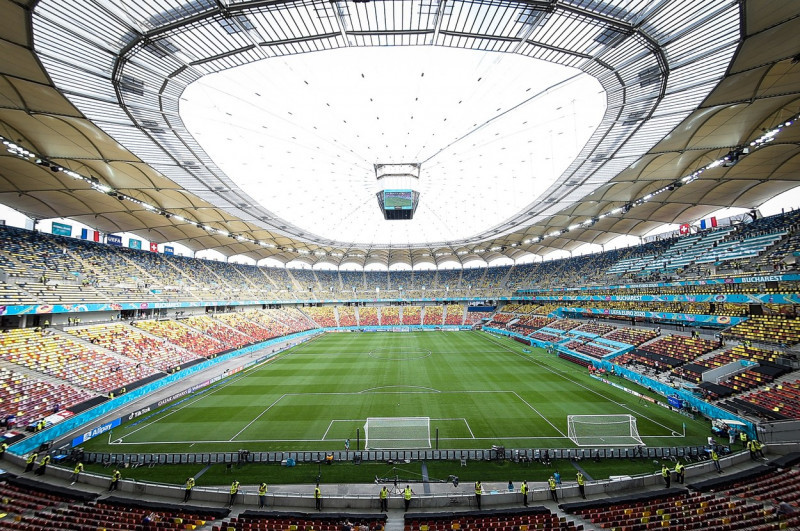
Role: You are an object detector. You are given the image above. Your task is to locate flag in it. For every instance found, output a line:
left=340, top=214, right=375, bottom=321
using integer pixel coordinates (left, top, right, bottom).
left=700, top=216, right=718, bottom=230
left=93, top=230, right=100, bottom=242
left=679, top=223, right=690, bottom=235
left=149, top=242, right=158, bottom=252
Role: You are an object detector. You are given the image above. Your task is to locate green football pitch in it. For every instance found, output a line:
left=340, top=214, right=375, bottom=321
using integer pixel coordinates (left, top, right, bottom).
left=83, top=331, right=710, bottom=453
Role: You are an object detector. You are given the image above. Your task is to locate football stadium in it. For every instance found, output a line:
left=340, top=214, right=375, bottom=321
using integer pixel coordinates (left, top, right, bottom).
left=0, top=0, right=799, bottom=529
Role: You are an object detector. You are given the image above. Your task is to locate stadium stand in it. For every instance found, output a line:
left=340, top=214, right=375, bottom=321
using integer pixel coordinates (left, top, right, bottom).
left=303, top=306, right=338, bottom=328
left=725, top=315, right=800, bottom=346
left=337, top=306, right=358, bottom=327
left=358, top=307, right=379, bottom=326
left=422, top=305, right=443, bottom=326
left=380, top=306, right=401, bottom=326
left=404, top=507, right=580, bottom=531
left=133, top=319, right=227, bottom=357
left=0, top=328, right=156, bottom=393
left=218, top=512, right=386, bottom=531
left=215, top=312, right=279, bottom=343
left=402, top=306, right=422, bottom=325
left=444, top=305, right=465, bottom=325
left=68, top=323, right=198, bottom=372
left=0, top=366, right=95, bottom=428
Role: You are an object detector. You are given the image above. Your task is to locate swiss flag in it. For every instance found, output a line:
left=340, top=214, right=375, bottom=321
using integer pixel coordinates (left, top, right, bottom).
left=149, top=242, right=159, bottom=253
left=679, top=223, right=690, bottom=235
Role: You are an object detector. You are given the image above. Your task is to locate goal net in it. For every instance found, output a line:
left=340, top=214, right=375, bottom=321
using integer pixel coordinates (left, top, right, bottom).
left=364, top=417, right=431, bottom=449
left=567, top=414, right=644, bottom=446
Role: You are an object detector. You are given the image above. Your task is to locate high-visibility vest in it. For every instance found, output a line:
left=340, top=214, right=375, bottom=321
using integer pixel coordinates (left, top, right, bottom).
left=475, top=482, right=482, bottom=495
left=404, top=487, right=412, bottom=500
left=258, top=483, right=267, bottom=496
left=186, top=478, right=195, bottom=490
left=39, top=455, right=50, bottom=466
left=380, top=488, right=388, bottom=499
left=740, top=432, right=747, bottom=442
left=315, top=487, right=321, bottom=499
left=230, top=482, right=239, bottom=494
left=576, top=473, right=584, bottom=485
left=711, top=450, right=719, bottom=461
left=548, top=478, right=556, bottom=490
left=26, top=453, right=38, bottom=464
left=521, top=482, right=528, bottom=494
left=675, top=463, right=684, bottom=474
left=74, top=463, right=84, bottom=474
left=112, top=471, right=121, bottom=480
left=662, top=466, right=669, bottom=477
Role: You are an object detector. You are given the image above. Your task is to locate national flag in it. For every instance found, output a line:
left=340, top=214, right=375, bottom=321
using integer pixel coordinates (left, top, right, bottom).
left=149, top=242, right=158, bottom=252
left=700, top=216, right=718, bottom=230
left=679, top=223, right=690, bottom=235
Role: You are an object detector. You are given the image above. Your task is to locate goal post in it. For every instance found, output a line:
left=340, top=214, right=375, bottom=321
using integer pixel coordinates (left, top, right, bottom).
left=567, top=414, right=644, bottom=447
left=364, top=417, right=431, bottom=450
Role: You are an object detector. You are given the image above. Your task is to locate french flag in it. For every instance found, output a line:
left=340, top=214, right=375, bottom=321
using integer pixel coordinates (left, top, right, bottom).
left=699, top=216, right=718, bottom=230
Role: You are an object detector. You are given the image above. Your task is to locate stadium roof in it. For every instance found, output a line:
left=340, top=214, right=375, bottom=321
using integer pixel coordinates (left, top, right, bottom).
left=0, top=0, right=799, bottom=268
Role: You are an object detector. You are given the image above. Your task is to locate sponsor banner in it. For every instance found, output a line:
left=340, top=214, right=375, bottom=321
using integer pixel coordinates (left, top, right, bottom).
left=562, top=307, right=744, bottom=325
left=129, top=238, right=142, bottom=249
left=106, top=234, right=123, bottom=247
left=52, top=222, right=72, bottom=237
left=517, top=273, right=800, bottom=294
left=71, top=417, right=121, bottom=446
left=521, top=293, right=800, bottom=304
left=164, top=245, right=174, bottom=255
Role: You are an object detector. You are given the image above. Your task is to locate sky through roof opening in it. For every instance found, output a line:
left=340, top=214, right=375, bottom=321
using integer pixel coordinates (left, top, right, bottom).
left=181, top=46, right=605, bottom=247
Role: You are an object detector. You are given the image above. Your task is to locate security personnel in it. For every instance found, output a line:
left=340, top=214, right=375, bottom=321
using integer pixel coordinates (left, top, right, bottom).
left=258, top=482, right=268, bottom=509
left=661, top=463, right=671, bottom=488
left=314, top=485, right=322, bottom=511
left=576, top=472, right=586, bottom=499
left=474, top=480, right=482, bottom=509
left=109, top=469, right=121, bottom=491
left=24, top=451, right=38, bottom=473
left=739, top=430, right=748, bottom=449
left=548, top=475, right=558, bottom=502
left=674, top=461, right=685, bottom=484
left=711, top=448, right=722, bottom=473
left=34, top=454, right=50, bottom=476
left=379, top=486, right=389, bottom=512
left=70, top=462, right=84, bottom=484
left=520, top=480, right=529, bottom=507
left=747, top=439, right=758, bottom=460
left=754, top=439, right=766, bottom=459
left=229, top=480, right=240, bottom=507
left=0, top=442, right=7, bottom=459
left=403, top=485, right=413, bottom=512
left=184, top=477, right=195, bottom=502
